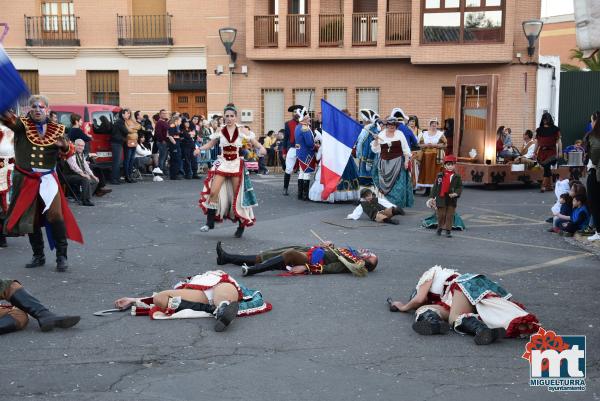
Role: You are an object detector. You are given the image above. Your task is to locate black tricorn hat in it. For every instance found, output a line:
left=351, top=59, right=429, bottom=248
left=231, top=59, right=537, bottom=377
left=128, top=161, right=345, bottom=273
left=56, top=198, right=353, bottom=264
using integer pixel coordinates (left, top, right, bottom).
left=288, top=104, right=304, bottom=112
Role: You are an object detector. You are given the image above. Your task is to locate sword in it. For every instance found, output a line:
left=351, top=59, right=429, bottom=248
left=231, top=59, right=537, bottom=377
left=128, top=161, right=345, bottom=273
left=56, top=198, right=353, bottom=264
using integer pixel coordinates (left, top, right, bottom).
left=93, top=306, right=130, bottom=317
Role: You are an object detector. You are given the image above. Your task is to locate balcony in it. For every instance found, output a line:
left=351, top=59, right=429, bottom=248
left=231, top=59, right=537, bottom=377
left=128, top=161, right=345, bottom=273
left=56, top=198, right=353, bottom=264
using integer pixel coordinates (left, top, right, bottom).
left=117, top=14, right=173, bottom=46
left=319, top=14, right=343, bottom=47
left=287, top=14, right=310, bottom=47
left=385, top=12, right=411, bottom=45
left=352, top=13, right=377, bottom=46
left=24, top=15, right=80, bottom=46
left=254, top=15, right=278, bottom=48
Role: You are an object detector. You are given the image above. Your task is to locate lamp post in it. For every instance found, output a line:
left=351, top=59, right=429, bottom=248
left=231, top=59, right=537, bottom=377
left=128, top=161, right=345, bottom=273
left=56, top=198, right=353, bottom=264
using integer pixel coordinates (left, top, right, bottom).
left=219, top=27, right=237, bottom=103
left=522, top=19, right=544, bottom=57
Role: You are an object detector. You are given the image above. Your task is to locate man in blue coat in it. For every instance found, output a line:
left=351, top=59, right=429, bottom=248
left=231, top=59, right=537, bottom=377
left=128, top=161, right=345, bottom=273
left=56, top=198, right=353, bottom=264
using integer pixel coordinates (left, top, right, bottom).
left=295, top=107, right=316, bottom=201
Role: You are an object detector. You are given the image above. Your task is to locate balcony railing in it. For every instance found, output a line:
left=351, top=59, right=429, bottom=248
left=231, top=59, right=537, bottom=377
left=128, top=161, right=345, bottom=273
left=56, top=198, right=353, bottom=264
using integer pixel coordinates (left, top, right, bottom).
left=319, top=14, right=343, bottom=47
left=352, top=13, right=377, bottom=46
left=287, top=14, right=310, bottom=47
left=254, top=15, right=278, bottom=47
left=117, top=14, right=173, bottom=46
left=24, top=15, right=80, bottom=46
left=386, top=12, right=411, bottom=45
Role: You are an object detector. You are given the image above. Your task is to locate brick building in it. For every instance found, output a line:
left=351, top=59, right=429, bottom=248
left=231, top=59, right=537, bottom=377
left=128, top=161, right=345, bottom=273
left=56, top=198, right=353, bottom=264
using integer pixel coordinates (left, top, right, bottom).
left=539, top=13, right=581, bottom=69
left=3, top=0, right=542, bottom=152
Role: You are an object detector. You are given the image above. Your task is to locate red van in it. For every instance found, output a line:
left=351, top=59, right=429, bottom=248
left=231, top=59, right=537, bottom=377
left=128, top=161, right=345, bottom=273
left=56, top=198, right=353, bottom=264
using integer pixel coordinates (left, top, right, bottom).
left=50, top=104, right=121, bottom=168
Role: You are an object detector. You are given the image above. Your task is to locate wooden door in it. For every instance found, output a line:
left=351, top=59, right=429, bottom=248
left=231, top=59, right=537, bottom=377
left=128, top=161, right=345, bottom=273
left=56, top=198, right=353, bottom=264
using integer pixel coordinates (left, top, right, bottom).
left=171, top=91, right=207, bottom=117
left=132, top=0, right=165, bottom=15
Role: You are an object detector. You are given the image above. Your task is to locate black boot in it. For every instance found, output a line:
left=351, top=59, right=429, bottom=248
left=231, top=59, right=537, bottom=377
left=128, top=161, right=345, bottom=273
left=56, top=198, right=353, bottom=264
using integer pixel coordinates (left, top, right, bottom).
left=455, top=315, right=505, bottom=345
left=297, top=180, right=303, bottom=200
left=234, top=222, right=245, bottom=238
left=9, top=288, right=80, bottom=332
left=283, top=173, right=290, bottom=195
left=412, top=309, right=450, bottom=335
left=175, top=300, right=216, bottom=314
left=0, top=315, right=18, bottom=335
left=423, top=188, right=431, bottom=197
left=51, top=221, right=69, bottom=272
left=216, top=241, right=256, bottom=265
left=206, top=208, right=216, bottom=229
left=0, top=232, right=7, bottom=248
left=26, top=228, right=45, bottom=268
left=241, top=255, right=286, bottom=276
left=392, top=207, right=405, bottom=216
left=302, top=179, right=310, bottom=201
left=214, top=301, right=238, bottom=332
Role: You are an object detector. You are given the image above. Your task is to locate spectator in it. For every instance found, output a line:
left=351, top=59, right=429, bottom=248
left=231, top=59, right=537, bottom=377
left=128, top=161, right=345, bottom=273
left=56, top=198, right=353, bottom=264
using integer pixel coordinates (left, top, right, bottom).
left=64, top=139, right=100, bottom=206
left=123, top=111, right=142, bottom=183
left=49, top=111, right=58, bottom=124
left=167, top=115, right=182, bottom=180
left=196, top=119, right=213, bottom=170
left=154, top=109, right=169, bottom=173
left=549, top=193, right=572, bottom=233
left=209, top=118, right=220, bottom=161
left=134, top=134, right=152, bottom=175
left=276, top=129, right=285, bottom=167
left=563, top=139, right=585, bottom=159
left=180, top=118, right=200, bottom=179
left=110, top=108, right=130, bottom=185
left=559, top=194, right=590, bottom=237
left=263, top=130, right=276, bottom=166
left=496, top=126, right=518, bottom=161
left=584, top=110, right=600, bottom=241
left=68, top=113, right=91, bottom=145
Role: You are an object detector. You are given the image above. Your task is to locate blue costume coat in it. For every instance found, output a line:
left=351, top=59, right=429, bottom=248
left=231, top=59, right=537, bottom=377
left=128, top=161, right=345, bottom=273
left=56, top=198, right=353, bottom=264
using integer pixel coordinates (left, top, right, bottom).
left=295, top=124, right=316, bottom=173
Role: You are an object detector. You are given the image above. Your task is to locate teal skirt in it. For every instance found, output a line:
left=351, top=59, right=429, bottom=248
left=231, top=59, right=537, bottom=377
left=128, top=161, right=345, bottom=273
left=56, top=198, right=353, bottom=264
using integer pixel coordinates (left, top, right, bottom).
left=372, top=156, right=414, bottom=208
left=422, top=212, right=466, bottom=230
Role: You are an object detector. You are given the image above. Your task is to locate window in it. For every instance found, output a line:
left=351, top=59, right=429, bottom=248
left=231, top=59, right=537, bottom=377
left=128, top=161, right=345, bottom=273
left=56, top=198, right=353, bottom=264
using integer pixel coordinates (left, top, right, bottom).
left=168, top=70, right=207, bottom=91
left=41, top=1, right=75, bottom=32
left=262, top=89, right=285, bottom=135
left=293, top=88, right=316, bottom=119
left=91, top=111, right=116, bottom=134
left=87, top=71, right=119, bottom=106
left=356, top=88, right=379, bottom=117
left=324, top=88, right=347, bottom=111
left=422, top=0, right=504, bottom=44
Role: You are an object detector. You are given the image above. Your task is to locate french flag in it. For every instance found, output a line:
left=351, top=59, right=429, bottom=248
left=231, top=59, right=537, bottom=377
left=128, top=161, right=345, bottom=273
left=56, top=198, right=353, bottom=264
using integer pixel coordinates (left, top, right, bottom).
left=320, top=99, right=363, bottom=200
left=0, top=26, right=30, bottom=113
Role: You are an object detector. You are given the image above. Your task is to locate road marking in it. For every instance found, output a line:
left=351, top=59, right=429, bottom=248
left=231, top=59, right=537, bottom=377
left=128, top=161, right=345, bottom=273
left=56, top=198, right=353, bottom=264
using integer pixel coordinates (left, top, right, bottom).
left=466, top=222, right=547, bottom=228
left=469, top=206, right=542, bottom=223
left=494, top=253, right=594, bottom=276
left=416, top=230, right=587, bottom=254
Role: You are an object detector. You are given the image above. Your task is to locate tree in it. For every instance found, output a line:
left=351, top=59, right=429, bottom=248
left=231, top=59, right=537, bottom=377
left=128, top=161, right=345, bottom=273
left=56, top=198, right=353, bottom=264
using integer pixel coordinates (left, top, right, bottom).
left=561, top=48, right=600, bottom=71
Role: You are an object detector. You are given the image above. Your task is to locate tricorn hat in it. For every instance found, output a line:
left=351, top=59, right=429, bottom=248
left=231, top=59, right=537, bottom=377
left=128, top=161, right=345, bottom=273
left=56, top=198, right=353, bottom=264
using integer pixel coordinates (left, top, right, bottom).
left=359, top=109, right=380, bottom=124
left=390, top=107, right=408, bottom=122
left=288, top=104, right=304, bottom=113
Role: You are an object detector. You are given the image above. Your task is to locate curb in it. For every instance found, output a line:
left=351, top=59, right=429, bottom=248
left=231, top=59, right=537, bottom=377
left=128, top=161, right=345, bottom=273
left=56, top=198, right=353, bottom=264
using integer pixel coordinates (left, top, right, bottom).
left=564, top=235, right=600, bottom=258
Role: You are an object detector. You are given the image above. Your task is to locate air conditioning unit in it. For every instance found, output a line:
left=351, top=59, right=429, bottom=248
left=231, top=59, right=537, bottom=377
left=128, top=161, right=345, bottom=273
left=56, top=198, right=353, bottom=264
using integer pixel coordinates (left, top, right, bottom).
left=241, top=109, right=254, bottom=123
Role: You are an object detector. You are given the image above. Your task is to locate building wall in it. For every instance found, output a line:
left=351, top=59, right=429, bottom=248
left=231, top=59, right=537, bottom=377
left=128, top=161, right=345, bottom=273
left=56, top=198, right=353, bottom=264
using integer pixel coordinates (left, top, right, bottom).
left=540, top=18, right=581, bottom=68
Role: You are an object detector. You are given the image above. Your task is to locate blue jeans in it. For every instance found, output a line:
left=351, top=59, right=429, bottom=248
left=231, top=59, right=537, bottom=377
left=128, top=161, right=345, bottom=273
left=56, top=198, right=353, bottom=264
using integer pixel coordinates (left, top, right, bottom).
left=111, top=142, right=123, bottom=183
left=123, top=147, right=136, bottom=177
left=157, top=142, right=168, bottom=171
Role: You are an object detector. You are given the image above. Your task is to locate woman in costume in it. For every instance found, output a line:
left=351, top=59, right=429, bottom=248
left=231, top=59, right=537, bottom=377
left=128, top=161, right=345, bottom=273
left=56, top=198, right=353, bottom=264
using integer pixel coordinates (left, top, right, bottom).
left=407, top=116, right=422, bottom=188
left=113, top=270, right=271, bottom=332
left=387, top=265, right=540, bottom=345
left=416, top=119, right=447, bottom=196
left=535, top=112, right=562, bottom=192
left=371, top=116, right=414, bottom=209
left=0, top=121, right=15, bottom=247
left=198, top=104, right=265, bottom=238
left=356, top=109, right=380, bottom=189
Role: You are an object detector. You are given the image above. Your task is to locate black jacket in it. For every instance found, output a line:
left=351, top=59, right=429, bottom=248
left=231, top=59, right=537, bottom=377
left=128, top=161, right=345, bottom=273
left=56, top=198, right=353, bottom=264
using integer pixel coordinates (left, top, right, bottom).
left=111, top=119, right=128, bottom=144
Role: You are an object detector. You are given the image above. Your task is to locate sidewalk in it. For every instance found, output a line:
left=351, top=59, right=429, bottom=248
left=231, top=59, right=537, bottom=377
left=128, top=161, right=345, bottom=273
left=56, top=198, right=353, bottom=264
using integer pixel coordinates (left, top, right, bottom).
left=565, top=233, right=600, bottom=258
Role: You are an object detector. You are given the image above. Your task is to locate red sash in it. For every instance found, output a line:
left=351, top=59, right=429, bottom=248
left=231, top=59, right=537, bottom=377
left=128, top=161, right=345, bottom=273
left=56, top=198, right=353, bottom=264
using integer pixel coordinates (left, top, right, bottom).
left=7, top=166, right=83, bottom=244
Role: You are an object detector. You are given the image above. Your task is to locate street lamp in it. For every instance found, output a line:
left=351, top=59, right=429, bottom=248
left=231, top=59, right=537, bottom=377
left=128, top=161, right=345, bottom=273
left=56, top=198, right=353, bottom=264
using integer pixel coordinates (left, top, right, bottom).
left=522, top=20, right=544, bottom=57
left=219, top=27, right=237, bottom=63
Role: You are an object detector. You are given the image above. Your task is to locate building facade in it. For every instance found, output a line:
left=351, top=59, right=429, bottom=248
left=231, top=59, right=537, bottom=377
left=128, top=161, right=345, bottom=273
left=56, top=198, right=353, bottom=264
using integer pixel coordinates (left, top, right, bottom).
left=539, top=13, right=581, bottom=69
left=3, top=0, right=541, bottom=150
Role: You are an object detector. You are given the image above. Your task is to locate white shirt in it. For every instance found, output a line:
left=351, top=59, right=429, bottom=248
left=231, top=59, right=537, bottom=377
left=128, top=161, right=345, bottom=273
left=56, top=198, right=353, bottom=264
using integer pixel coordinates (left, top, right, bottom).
left=371, top=130, right=411, bottom=158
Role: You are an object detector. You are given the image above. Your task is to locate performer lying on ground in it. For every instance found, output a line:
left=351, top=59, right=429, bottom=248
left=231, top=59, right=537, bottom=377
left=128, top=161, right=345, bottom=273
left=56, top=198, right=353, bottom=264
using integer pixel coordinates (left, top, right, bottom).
left=387, top=265, right=539, bottom=345
left=345, top=188, right=404, bottom=224
left=0, top=278, right=80, bottom=335
left=216, top=241, right=377, bottom=276
left=113, top=270, right=271, bottom=332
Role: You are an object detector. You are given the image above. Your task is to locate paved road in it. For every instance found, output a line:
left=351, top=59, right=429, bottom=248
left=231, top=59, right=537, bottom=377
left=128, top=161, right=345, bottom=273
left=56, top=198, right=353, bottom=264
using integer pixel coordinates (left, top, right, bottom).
left=1, top=175, right=598, bottom=401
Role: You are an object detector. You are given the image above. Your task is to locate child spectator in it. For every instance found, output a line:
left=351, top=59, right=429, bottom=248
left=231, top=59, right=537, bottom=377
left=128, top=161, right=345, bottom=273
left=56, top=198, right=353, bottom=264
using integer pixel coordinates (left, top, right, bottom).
left=563, top=139, right=585, bottom=162
left=559, top=194, right=590, bottom=237
left=549, top=193, right=572, bottom=233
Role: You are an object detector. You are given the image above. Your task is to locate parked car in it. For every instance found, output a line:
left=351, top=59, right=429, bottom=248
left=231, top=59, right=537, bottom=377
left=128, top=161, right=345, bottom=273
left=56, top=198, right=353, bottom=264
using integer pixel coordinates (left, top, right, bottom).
left=50, top=104, right=121, bottom=168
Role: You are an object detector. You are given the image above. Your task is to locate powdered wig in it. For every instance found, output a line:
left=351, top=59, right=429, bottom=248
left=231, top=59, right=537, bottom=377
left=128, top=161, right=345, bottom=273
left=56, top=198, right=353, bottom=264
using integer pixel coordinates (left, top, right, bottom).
left=28, top=95, right=49, bottom=107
